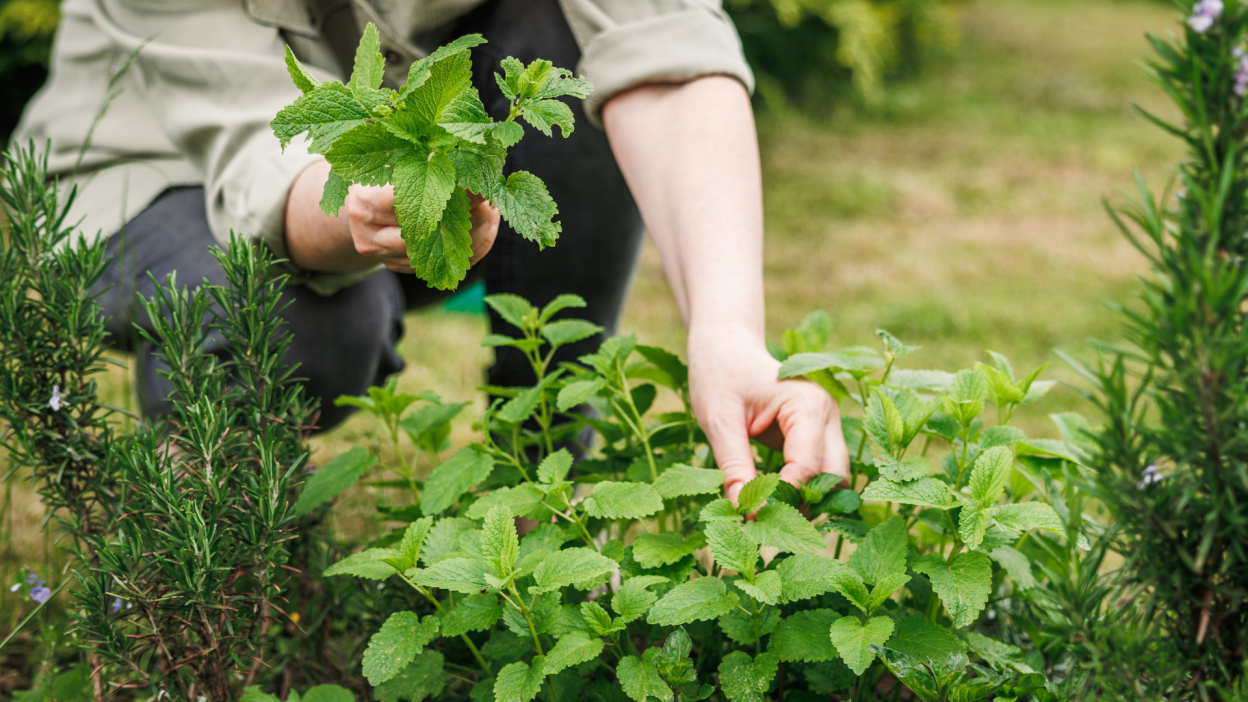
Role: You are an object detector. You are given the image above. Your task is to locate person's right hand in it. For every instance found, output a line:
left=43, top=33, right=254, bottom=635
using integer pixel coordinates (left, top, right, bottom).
left=346, top=184, right=500, bottom=273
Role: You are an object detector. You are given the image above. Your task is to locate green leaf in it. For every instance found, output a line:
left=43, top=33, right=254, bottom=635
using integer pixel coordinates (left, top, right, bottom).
left=484, top=294, right=535, bottom=332
left=543, top=631, right=604, bottom=675
left=347, top=23, right=385, bottom=94
left=718, top=651, right=779, bottom=702
left=285, top=45, right=320, bottom=93
left=320, top=170, right=350, bottom=216
left=867, top=571, right=911, bottom=611
left=803, top=660, right=856, bottom=695
left=886, top=615, right=967, bottom=665
left=699, top=499, right=742, bottom=522
left=324, top=548, right=400, bottom=580
left=580, top=600, right=618, bottom=635
left=438, top=87, right=492, bottom=144
left=493, top=121, right=524, bottom=147
left=497, top=384, right=543, bottom=424
left=647, top=577, right=738, bottom=626
left=993, top=502, right=1067, bottom=536
left=409, top=186, right=473, bottom=290
left=989, top=545, right=1036, bottom=590
left=537, top=449, right=574, bottom=486
left=969, top=446, right=1014, bottom=508
left=271, top=82, right=370, bottom=153
left=828, top=615, right=895, bottom=676
left=705, top=521, right=759, bottom=577
left=633, top=532, right=706, bottom=569
left=778, top=351, right=882, bottom=378
left=847, top=515, right=909, bottom=585
left=362, top=612, right=440, bottom=686
left=911, top=552, right=991, bottom=628
left=768, top=609, right=840, bottom=662
left=742, top=502, right=825, bottom=554
left=876, top=455, right=930, bottom=482
left=481, top=505, right=520, bottom=577
left=374, top=650, right=447, bottom=702
left=542, top=319, right=603, bottom=347
left=957, top=505, right=990, bottom=551
left=826, top=566, right=871, bottom=614
left=467, top=484, right=553, bottom=522
left=557, top=378, right=606, bottom=411
left=775, top=554, right=840, bottom=603
left=449, top=138, right=507, bottom=197
left=980, top=425, right=1026, bottom=449
left=978, top=363, right=1025, bottom=406
left=735, top=570, right=783, bottom=605
left=294, top=447, right=375, bottom=516
left=737, top=473, right=781, bottom=515
left=400, top=518, right=436, bottom=569
left=861, top=477, right=954, bottom=509
left=494, top=658, right=546, bottom=702
left=394, top=151, right=458, bottom=245
left=421, top=517, right=481, bottom=565
left=815, top=489, right=862, bottom=515
left=877, top=329, right=920, bottom=359
left=944, top=369, right=989, bottom=426
left=584, top=482, right=663, bottom=520
left=404, top=50, right=472, bottom=124
left=301, top=685, right=354, bottom=702
left=241, top=688, right=281, bottom=702
left=422, top=447, right=495, bottom=516
left=522, top=98, right=575, bottom=137
left=965, top=631, right=1035, bottom=673
left=719, top=604, right=779, bottom=645
left=612, top=575, right=669, bottom=622
left=617, top=653, right=668, bottom=702
left=327, top=122, right=417, bottom=187
left=493, top=171, right=560, bottom=247
left=410, top=557, right=489, bottom=593
left=652, top=465, right=723, bottom=499
left=441, top=593, right=503, bottom=636
left=532, top=547, right=617, bottom=593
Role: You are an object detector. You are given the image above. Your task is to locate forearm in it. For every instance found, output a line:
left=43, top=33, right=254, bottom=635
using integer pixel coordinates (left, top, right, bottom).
left=602, top=76, right=766, bottom=340
left=284, top=160, right=379, bottom=273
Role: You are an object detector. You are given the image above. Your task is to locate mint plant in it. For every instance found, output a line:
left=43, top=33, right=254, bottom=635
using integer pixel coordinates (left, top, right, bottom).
left=302, top=292, right=1086, bottom=701
left=271, top=26, right=590, bottom=290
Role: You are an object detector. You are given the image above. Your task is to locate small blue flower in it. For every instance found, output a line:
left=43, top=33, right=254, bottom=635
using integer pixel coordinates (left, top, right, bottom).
left=30, top=586, right=51, bottom=604
left=111, top=597, right=123, bottom=614
left=48, top=385, right=62, bottom=412
left=26, top=572, right=38, bottom=585
left=1189, top=0, right=1224, bottom=33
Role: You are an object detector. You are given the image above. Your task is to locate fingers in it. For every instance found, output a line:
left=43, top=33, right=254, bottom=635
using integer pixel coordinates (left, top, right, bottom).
left=821, top=407, right=851, bottom=485
left=468, top=196, right=500, bottom=265
left=704, top=407, right=759, bottom=506
left=776, top=405, right=827, bottom=487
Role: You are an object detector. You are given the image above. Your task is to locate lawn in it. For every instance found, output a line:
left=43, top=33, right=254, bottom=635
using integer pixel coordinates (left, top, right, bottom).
left=2, top=0, right=1182, bottom=569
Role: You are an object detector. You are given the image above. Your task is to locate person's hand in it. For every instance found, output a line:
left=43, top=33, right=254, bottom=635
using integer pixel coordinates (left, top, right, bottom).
left=346, top=184, right=500, bottom=273
left=687, top=322, right=850, bottom=505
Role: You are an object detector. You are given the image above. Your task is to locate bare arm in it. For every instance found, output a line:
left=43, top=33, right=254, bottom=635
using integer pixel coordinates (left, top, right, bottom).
left=603, top=76, right=849, bottom=497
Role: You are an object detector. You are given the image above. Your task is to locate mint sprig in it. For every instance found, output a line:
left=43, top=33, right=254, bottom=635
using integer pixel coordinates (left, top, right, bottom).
left=271, top=25, right=592, bottom=290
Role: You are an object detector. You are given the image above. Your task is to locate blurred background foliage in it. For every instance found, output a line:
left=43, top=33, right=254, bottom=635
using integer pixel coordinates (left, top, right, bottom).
left=0, top=0, right=58, bottom=144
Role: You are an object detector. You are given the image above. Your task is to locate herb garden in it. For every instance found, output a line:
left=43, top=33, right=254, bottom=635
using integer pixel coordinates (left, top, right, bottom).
left=3, top=1, right=1248, bottom=700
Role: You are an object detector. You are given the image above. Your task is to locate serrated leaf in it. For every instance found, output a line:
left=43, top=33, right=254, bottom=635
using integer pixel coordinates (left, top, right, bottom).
left=404, top=50, right=472, bottom=125
left=861, top=477, right=954, bottom=509
left=532, top=547, right=617, bottom=593
left=421, top=517, right=480, bottom=565
left=700, top=499, right=742, bottom=522
left=877, top=329, right=920, bottom=359
left=718, top=651, right=779, bottom=702
left=410, top=557, right=489, bottom=593
left=617, top=654, right=668, bottom=702
left=537, top=449, right=573, bottom=486
left=327, top=122, right=416, bottom=186
left=294, top=447, right=375, bottom=516
left=285, top=45, right=320, bottom=93
left=401, top=518, right=435, bottom=568
left=826, top=566, right=871, bottom=613
left=705, top=521, right=758, bottom=577
left=320, top=170, right=350, bottom=216
left=612, top=575, right=669, bottom=622
left=969, top=446, right=1014, bottom=508
left=778, top=351, right=882, bottom=378
left=815, top=489, right=862, bottom=515
left=647, top=577, right=738, bottom=626
left=449, top=138, right=506, bottom=197
left=768, top=609, right=840, bottom=662
left=866, top=571, right=910, bottom=611
left=633, top=531, right=706, bottom=569
left=522, top=98, right=575, bottom=137
left=481, top=505, right=520, bottom=577
left=803, top=659, right=856, bottom=695
left=494, top=658, right=545, bottom=702
left=742, top=502, right=824, bottom=554
left=394, top=151, right=458, bottom=245
left=965, top=632, right=1035, bottom=673
left=410, top=186, right=473, bottom=290
left=979, top=363, right=1025, bottom=406
left=422, top=447, right=494, bottom=516
left=492, top=121, right=524, bottom=147
left=958, top=505, right=990, bottom=551
left=992, top=502, right=1067, bottom=536
left=583, top=482, right=663, bottom=520
left=776, top=554, right=840, bottom=603
left=467, top=484, right=553, bottom=521
left=989, top=545, right=1036, bottom=590
left=439, top=87, right=492, bottom=144
left=543, top=631, right=604, bottom=675
left=911, top=552, right=991, bottom=628
left=348, top=23, right=385, bottom=94
left=580, top=600, right=617, bottom=635
left=362, top=612, right=439, bottom=686
left=980, top=425, right=1026, bottom=449
left=374, top=650, right=447, bottom=702
left=847, top=515, right=909, bottom=584
left=493, top=171, right=559, bottom=246
left=828, top=616, right=895, bottom=676
left=302, top=684, right=355, bottom=702
left=876, top=455, right=930, bottom=482
left=442, top=593, right=503, bottom=636
left=542, top=319, right=602, bottom=347
left=324, top=548, right=401, bottom=579
left=271, top=82, right=370, bottom=153
left=887, top=615, right=966, bottom=665
left=735, top=570, right=783, bottom=605
left=737, top=473, right=781, bottom=514
left=719, top=604, right=779, bottom=645
left=944, top=369, right=989, bottom=426
left=557, top=378, right=606, bottom=411
left=651, top=465, right=723, bottom=499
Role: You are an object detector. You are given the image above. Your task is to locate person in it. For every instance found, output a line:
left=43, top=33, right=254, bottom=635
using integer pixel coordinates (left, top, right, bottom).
left=13, top=0, right=848, bottom=499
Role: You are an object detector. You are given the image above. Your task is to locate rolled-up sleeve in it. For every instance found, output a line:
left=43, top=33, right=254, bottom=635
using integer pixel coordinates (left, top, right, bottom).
left=558, top=0, right=754, bottom=126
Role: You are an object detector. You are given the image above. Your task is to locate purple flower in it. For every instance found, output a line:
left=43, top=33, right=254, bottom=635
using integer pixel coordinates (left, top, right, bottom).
left=1189, top=0, right=1224, bottom=33
left=1138, top=464, right=1165, bottom=489
left=30, top=586, right=51, bottom=604
left=48, top=385, right=62, bottom=412
left=111, top=597, right=123, bottom=614
left=26, top=572, right=38, bottom=584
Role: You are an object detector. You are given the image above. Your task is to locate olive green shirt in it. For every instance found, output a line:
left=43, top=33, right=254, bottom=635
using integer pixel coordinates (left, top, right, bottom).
left=14, top=0, right=753, bottom=294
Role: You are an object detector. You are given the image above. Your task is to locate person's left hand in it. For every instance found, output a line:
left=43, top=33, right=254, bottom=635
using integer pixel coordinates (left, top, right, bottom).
left=687, top=322, right=850, bottom=505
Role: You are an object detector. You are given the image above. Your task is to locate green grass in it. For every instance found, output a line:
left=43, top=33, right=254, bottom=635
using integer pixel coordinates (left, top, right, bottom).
left=2, top=0, right=1184, bottom=589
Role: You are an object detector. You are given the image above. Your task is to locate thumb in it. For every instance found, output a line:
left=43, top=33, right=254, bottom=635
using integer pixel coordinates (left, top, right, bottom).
left=704, top=408, right=758, bottom=506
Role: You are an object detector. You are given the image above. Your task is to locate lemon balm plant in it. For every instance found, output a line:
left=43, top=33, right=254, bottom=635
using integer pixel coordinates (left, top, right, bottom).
left=306, top=292, right=1093, bottom=702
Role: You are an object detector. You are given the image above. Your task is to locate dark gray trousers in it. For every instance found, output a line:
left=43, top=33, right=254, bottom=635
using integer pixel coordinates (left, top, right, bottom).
left=94, top=0, right=645, bottom=431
